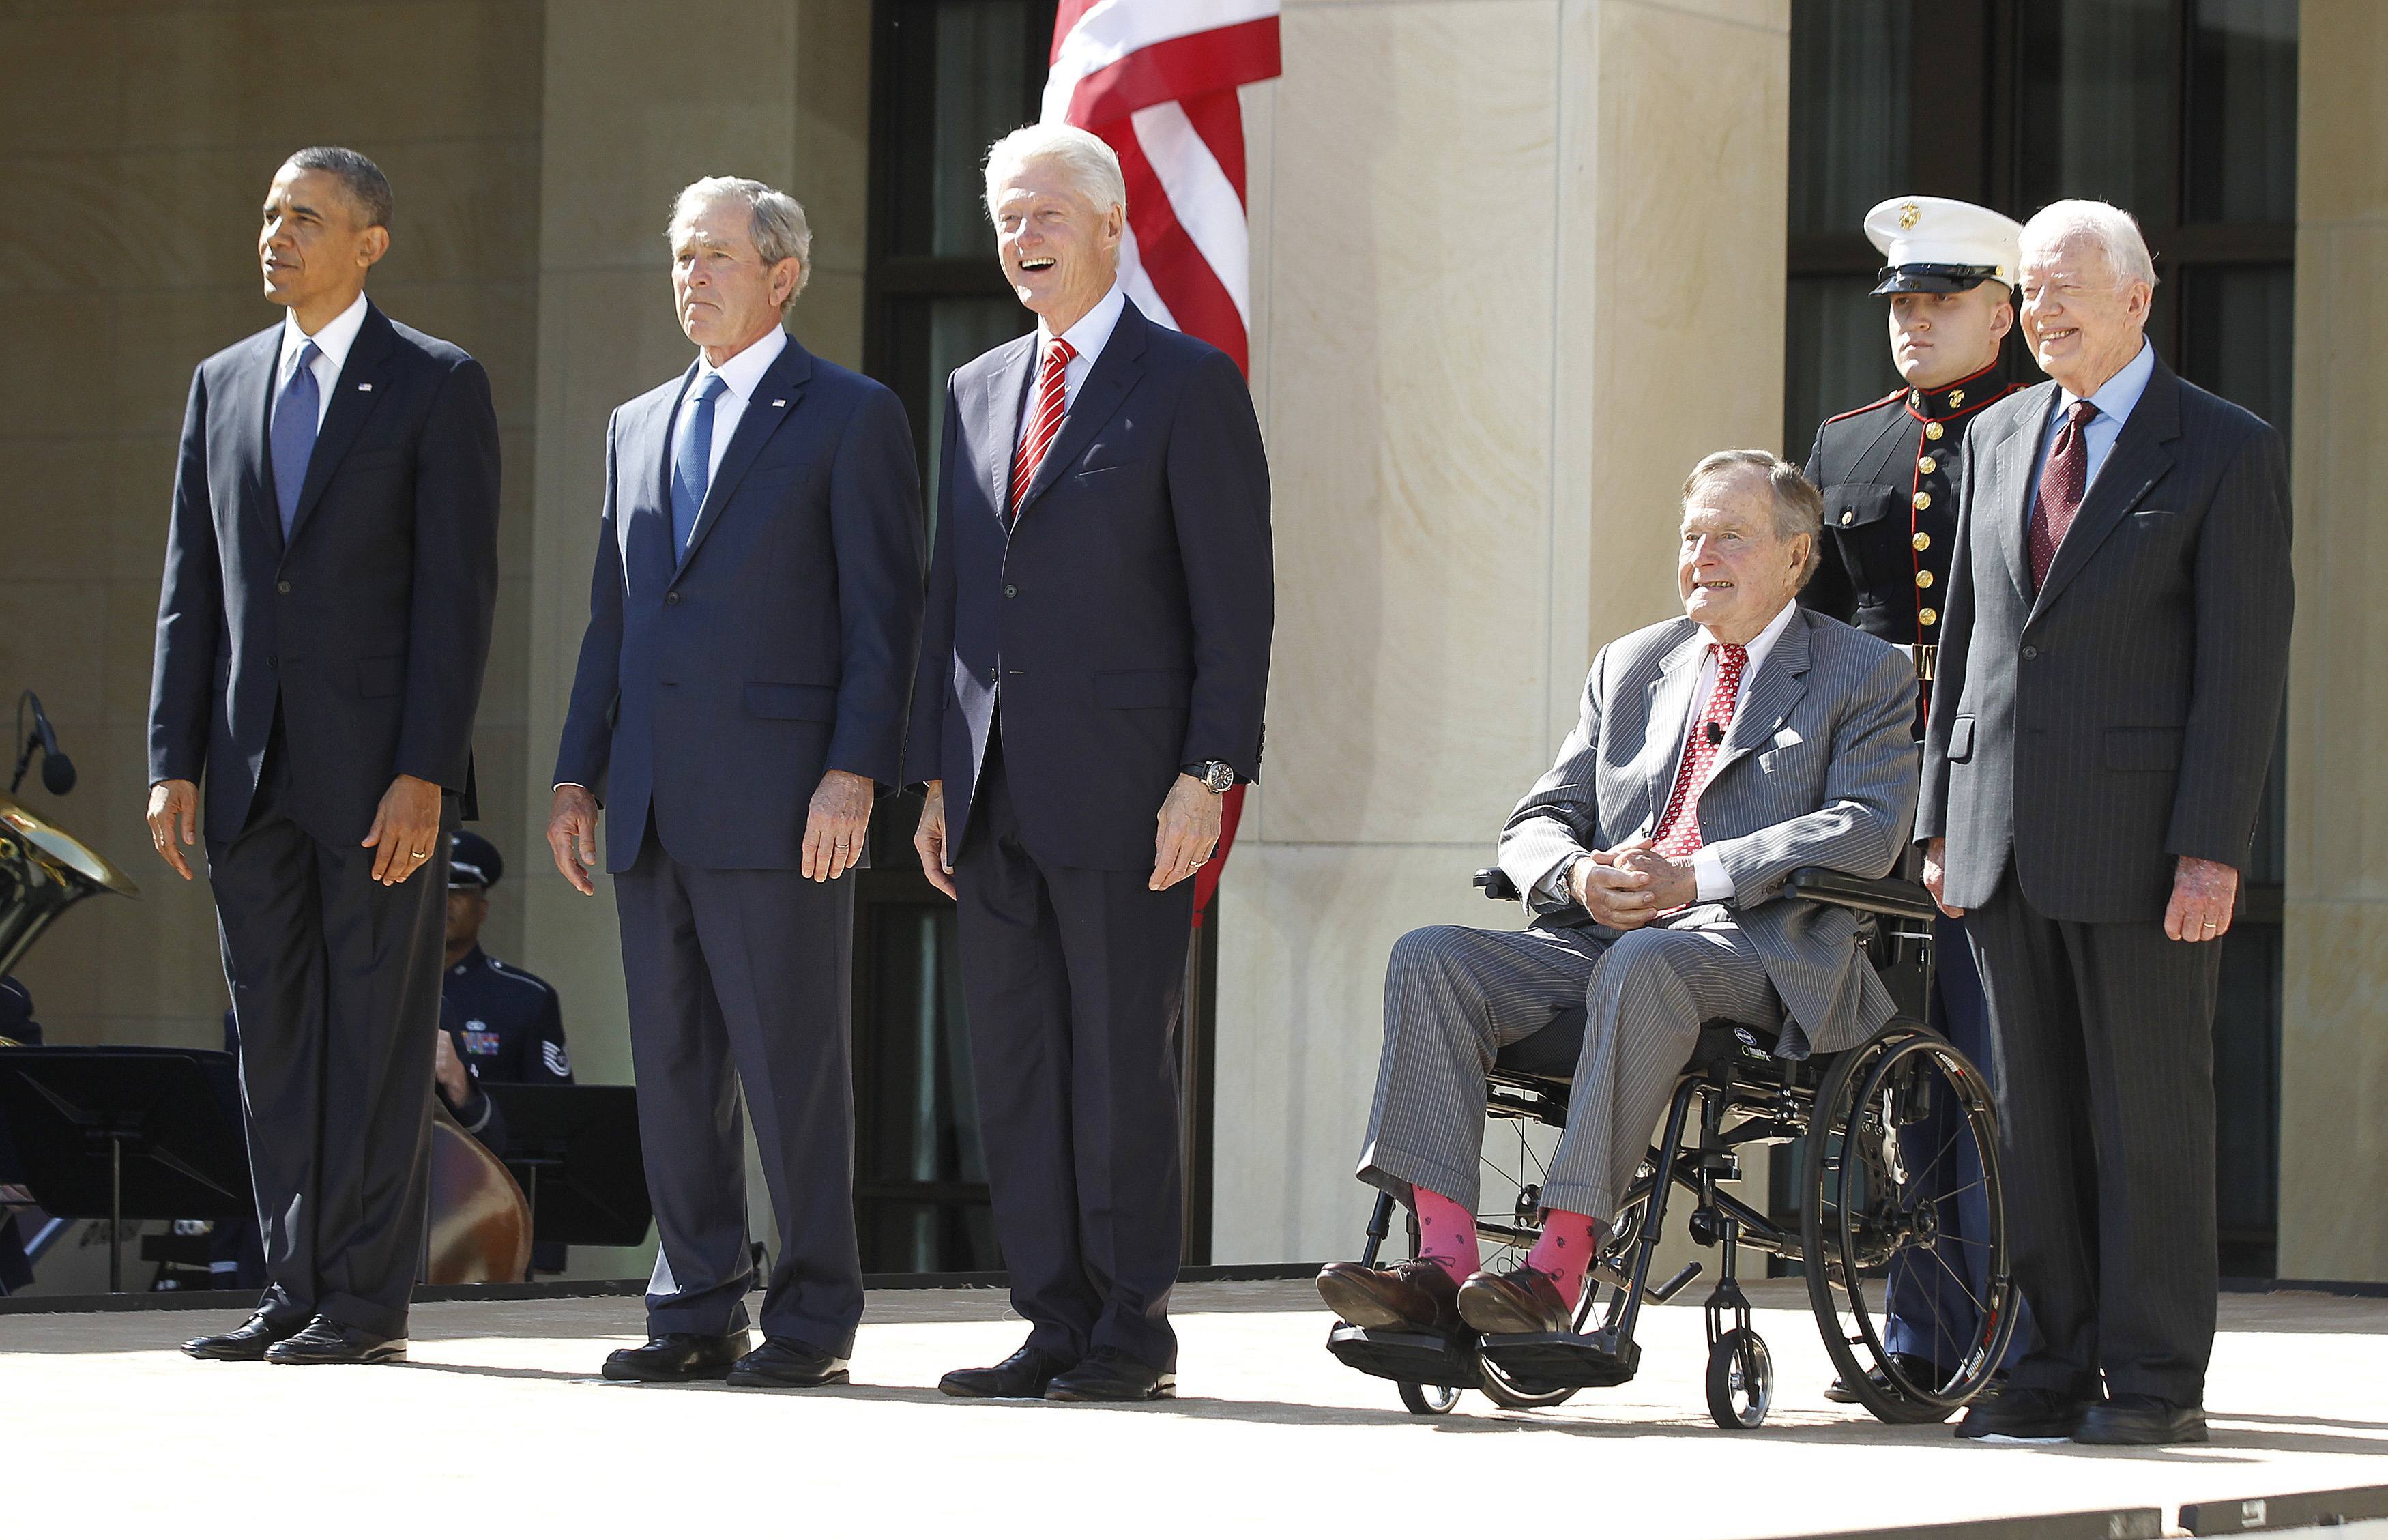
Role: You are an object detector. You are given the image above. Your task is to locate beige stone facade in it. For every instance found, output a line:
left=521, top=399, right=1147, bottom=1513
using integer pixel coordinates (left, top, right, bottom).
left=1, top=0, right=2379, bottom=1284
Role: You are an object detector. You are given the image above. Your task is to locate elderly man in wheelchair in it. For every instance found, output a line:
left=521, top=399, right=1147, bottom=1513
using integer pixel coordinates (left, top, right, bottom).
left=1319, top=450, right=2014, bottom=1427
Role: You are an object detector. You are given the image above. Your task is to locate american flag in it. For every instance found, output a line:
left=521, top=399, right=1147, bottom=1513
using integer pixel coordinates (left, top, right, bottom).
left=1043, top=0, right=1280, bottom=909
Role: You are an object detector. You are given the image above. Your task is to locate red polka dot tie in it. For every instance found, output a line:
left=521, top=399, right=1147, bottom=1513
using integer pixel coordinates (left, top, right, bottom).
left=1652, top=643, right=1749, bottom=857
left=1008, top=336, right=1077, bottom=523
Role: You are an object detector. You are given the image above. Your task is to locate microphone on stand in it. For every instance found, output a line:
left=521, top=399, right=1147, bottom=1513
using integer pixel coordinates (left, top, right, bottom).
left=10, top=691, right=76, bottom=796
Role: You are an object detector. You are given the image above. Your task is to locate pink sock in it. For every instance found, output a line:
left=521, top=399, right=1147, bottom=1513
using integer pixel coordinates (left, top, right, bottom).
left=1526, top=1209, right=1602, bottom=1309
left=1411, top=1188, right=1479, bottom=1284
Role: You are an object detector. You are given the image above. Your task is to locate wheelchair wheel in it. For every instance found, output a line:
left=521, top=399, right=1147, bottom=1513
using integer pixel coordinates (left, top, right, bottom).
left=1398, top=1380, right=1461, bottom=1416
left=1704, top=1327, right=1773, bottom=1429
left=1475, top=1347, right=1579, bottom=1410
left=1800, top=1021, right=2017, bottom=1427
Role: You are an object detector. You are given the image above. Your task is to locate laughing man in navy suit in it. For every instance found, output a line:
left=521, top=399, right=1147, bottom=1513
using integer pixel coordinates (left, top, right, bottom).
left=910, top=124, right=1273, bottom=1404
left=551, top=177, right=923, bottom=1389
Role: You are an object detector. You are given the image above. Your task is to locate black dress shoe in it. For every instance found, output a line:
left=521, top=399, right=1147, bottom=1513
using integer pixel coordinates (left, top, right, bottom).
left=1824, top=1353, right=1948, bottom=1404
left=1954, top=1386, right=2083, bottom=1441
left=263, top=1315, right=407, bottom=1365
left=1044, top=1346, right=1176, bottom=1402
left=2074, top=1395, right=2207, bottom=1446
left=940, top=1344, right=1075, bottom=1399
left=1316, top=1259, right=1461, bottom=1333
left=726, top=1336, right=851, bottom=1388
left=601, top=1330, right=752, bottom=1382
left=182, top=1311, right=304, bottom=1362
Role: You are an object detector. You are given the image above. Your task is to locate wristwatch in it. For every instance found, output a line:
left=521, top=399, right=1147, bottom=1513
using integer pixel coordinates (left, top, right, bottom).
left=1182, top=760, right=1236, bottom=794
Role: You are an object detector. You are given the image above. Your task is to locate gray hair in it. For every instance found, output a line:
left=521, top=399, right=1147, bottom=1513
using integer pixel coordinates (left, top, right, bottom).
left=282, top=146, right=392, bottom=231
left=1680, top=450, right=1824, bottom=586
left=667, top=176, right=813, bottom=318
left=2020, top=199, right=2158, bottom=291
left=982, top=122, right=1126, bottom=224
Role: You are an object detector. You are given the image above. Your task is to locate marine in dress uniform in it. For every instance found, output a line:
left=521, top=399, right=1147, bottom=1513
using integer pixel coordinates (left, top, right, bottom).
left=1802, top=195, right=2037, bottom=1395
left=441, top=831, right=570, bottom=1271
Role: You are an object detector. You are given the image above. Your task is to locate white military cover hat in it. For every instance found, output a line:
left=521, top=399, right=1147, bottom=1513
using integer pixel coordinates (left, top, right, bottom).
left=1865, top=195, right=2023, bottom=295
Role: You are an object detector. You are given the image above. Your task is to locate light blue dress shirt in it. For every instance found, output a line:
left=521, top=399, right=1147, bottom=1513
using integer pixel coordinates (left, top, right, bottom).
left=2027, top=338, right=2157, bottom=512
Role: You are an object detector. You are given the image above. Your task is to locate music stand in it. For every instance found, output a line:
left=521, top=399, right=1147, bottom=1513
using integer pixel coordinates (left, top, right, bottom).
left=0, top=1047, right=252, bottom=1292
left=481, top=1084, right=652, bottom=1249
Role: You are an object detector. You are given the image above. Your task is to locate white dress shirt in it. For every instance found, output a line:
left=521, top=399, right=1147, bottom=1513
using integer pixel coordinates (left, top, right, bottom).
left=1018, top=281, right=1126, bottom=439
left=673, top=325, right=787, bottom=483
left=276, top=291, right=370, bottom=431
left=1546, top=598, right=1801, bottom=907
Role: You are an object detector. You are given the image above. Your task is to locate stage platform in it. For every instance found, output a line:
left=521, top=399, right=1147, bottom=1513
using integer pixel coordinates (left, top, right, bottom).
left=5, top=1278, right=2387, bottom=1537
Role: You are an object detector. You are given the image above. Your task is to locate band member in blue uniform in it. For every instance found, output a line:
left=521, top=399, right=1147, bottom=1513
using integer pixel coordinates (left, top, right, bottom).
left=1802, top=195, right=2037, bottom=1398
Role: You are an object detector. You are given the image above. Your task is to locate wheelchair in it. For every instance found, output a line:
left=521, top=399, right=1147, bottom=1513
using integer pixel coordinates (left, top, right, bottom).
left=1326, top=865, right=2018, bottom=1430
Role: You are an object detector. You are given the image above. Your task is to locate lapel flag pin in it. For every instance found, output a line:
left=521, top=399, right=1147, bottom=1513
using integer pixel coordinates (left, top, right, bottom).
left=770, top=399, right=786, bottom=408
left=358, top=383, right=373, bottom=392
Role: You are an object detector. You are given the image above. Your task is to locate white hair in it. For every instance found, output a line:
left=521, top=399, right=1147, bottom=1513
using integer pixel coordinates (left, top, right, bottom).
left=667, top=176, right=813, bottom=318
left=2020, top=199, right=2157, bottom=291
left=982, top=122, right=1126, bottom=224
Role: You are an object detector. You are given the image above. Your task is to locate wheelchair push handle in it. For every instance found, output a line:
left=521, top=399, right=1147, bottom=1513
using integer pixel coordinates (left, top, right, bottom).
left=1473, top=862, right=1935, bottom=923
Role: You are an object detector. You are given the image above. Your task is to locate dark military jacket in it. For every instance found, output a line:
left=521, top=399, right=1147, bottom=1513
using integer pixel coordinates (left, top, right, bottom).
left=442, top=946, right=572, bottom=1086
left=1801, top=358, right=2024, bottom=653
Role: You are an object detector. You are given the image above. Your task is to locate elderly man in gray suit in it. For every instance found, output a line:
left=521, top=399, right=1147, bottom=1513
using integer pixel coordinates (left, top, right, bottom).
left=1921, top=201, right=2293, bottom=1447
left=1319, top=450, right=1918, bottom=1337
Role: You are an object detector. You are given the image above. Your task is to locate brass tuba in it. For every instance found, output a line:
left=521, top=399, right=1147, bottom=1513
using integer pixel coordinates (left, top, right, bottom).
left=0, top=791, right=139, bottom=985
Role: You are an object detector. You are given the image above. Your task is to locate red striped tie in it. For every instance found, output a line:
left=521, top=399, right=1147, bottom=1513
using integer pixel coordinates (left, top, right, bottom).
left=1008, top=336, right=1077, bottom=522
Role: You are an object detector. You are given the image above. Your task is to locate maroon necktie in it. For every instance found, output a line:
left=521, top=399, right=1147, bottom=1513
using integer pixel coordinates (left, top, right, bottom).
left=1008, top=336, right=1077, bottom=523
left=2028, top=398, right=2097, bottom=590
left=1652, top=643, right=1749, bottom=858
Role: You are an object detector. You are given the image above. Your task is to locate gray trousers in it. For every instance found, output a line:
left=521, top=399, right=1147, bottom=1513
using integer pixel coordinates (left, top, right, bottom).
left=1356, top=907, right=1781, bottom=1225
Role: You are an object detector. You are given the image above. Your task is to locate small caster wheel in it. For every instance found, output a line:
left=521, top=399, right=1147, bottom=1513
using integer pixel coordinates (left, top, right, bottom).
left=1706, top=1328, right=1773, bottom=1429
left=1399, top=1380, right=1461, bottom=1416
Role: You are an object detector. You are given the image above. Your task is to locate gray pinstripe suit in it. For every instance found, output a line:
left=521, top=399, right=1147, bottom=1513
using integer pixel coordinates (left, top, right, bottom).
left=1922, top=355, right=2293, bottom=1407
left=1356, top=607, right=1917, bottom=1223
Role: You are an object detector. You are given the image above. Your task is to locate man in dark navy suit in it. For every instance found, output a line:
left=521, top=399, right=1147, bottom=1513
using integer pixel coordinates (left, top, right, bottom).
left=150, top=147, right=500, bottom=1366
left=551, top=177, right=923, bottom=1389
left=909, top=124, right=1272, bottom=1403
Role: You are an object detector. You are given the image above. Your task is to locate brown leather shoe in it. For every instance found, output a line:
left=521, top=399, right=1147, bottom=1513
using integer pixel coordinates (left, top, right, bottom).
left=1316, top=1259, right=1460, bottom=1331
left=1456, top=1262, right=1574, bottom=1335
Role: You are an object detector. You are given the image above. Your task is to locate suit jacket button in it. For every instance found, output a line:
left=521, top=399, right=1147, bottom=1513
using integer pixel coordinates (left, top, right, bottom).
left=665, top=591, right=681, bottom=605
left=2022, top=645, right=2039, bottom=660
left=266, top=654, right=278, bottom=669
left=1004, top=584, right=1018, bottom=598
left=276, top=579, right=291, bottom=594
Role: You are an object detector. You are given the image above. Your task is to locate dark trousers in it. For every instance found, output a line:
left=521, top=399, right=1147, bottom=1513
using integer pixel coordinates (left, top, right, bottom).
left=613, top=823, right=862, bottom=1355
left=954, top=736, right=1194, bottom=1371
left=1884, top=913, right=2038, bottom=1370
left=208, top=723, right=455, bottom=1339
left=1966, top=863, right=2222, bottom=1406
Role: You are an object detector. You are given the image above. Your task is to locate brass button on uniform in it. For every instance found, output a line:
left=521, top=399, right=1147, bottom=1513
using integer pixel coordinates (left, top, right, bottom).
left=1912, top=491, right=1932, bottom=511
left=1916, top=570, right=1934, bottom=589
left=1912, top=532, right=1931, bottom=552
left=1840, top=509, right=1854, bottom=525
left=1919, top=607, right=1938, bottom=627
left=1925, top=421, right=1945, bottom=442
left=1917, top=455, right=1936, bottom=475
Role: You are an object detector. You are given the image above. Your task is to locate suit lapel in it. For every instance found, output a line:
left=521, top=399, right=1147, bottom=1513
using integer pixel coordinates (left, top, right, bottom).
left=618, top=377, right=686, bottom=595
left=1993, top=383, right=2056, bottom=605
left=2030, top=362, right=2181, bottom=620
left=1713, top=610, right=1811, bottom=775
left=1015, top=301, right=1148, bottom=521
left=1640, top=628, right=1707, bottom=830
left=673, top=340, right=811, bottom=579
left=231, top=329, right=284, bottom=555
left=284, top=303, right=396, bottom=550
left=982, top=336, right=1037, bottom=525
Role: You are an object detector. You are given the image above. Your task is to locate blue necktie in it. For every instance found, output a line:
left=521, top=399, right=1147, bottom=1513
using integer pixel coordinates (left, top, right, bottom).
left=270, top=340, right=322, bottom=540
left=670, top=372, right=727, bottom=560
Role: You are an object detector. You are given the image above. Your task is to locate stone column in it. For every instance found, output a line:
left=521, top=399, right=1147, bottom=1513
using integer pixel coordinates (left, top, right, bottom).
left=522, top=0, right=869, bottom=1275
left=2277, top=0, right=2388, bottom=1284
left=1212, top=0, right=1790, bottom=1262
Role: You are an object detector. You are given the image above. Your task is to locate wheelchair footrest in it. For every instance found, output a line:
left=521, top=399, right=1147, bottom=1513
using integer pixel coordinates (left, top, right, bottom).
left=1326, top=1323, right=1483, bottom=1389
left=1476, top=1327, right=1640, bottom=1389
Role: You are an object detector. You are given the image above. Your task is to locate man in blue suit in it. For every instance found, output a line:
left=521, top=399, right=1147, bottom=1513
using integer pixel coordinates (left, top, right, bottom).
left=149, top=147, right=500, bottom=1366
left=551, top=177, right=923, bottom=1389
left=909, top=124, right=1273, bottom=1403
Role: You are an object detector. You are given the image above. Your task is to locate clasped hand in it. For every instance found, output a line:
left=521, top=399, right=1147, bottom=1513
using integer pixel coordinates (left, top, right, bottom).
left=1567, top=839, right=1695, bottom=929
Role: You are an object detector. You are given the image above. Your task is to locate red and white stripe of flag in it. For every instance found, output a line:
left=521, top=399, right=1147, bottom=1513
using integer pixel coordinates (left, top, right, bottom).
left=1042, top=0, right=1281, bottom=913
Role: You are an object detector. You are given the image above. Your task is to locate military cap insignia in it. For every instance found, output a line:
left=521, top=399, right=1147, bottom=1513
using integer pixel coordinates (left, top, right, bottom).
left=1899, top=203, right=1921, bottom=229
